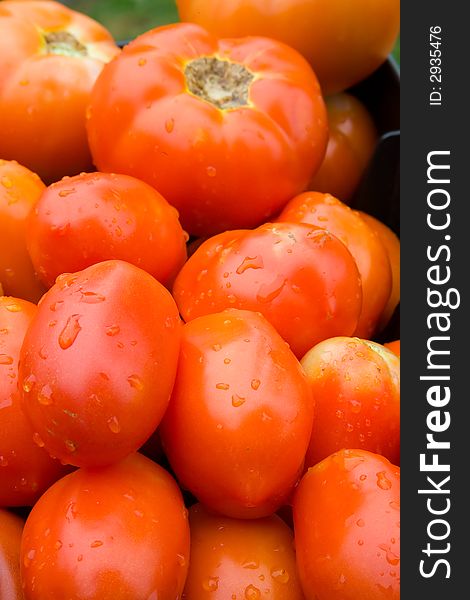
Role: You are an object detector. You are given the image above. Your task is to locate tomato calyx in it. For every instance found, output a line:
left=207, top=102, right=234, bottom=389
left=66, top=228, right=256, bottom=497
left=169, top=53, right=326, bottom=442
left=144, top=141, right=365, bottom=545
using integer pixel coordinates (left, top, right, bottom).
left=184, top=56, right=254, bottom=110
left=43, top=30, right=88, bottom=57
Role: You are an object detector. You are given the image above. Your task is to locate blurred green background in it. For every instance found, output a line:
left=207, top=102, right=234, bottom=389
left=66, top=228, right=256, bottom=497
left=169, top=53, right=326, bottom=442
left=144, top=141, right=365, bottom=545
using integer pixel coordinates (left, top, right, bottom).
left=65, top=0, right=400, bottom=65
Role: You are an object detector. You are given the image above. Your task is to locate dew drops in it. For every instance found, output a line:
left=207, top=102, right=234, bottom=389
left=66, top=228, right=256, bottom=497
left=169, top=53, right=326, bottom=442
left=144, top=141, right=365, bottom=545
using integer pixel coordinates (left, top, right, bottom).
left=212, top=344, right=222, bottom=352
left=59, top=314, right=82, bottom=349
left=245, top=584, right=261, bottom=599
left=1, top=176, right=13, bottom=189
left=256, top=276, right=287, bottom=303
left=23, top=549, right=36, bottom=568
left=356, top=518, right=365, bottom=527
left=0, top=354, right=13, bottom=365
left=242, top=560, right=259, bottom=569
left=127, top=374, right=143, bottom=390
left=224, top=358, right=231, bottom=364
left=335, top=409, right=344, bottom=419
left=379, top=544, right=400, bottom=566
left=202, top=577, right=219, bottom=592
left=177, top=553, right=186, bottom=567
left=77, top=554, right=83, bottom=562
left=165, top=118, right=175, bottom=133
left=358, top=539, right=364, bottom=546
left=54, top=540, right=63, bottom=550
left=346, top=423, right=354, bottom=433
left=106, top=325, right=120, bottom=336
left=58, top=188, right=76, bottom=197
left=38, top=384, right=53, bottom=406
left=376, top=471, right=392, bottom=490
left=360, top=474, right=367, bottom=481
left=0, top=455, right=8, bottom=467
left=107, top=416, right=121, bottom=434
left=216, top=383, right=230, bottom=391
left=90, top=540, right=103, bottom=548
left=389, top=500, right=400, bottom=510
left=32, top=432, right=45, bottom=448
left=236, top=255, right=264, bottom=274
left=271, top=568, right=290, bottom=584
left=251, top=379, right=260, bottom=390
left=80, top=291, right=106, bottom=304
left=232, top=394, right=246, bottom=407
left=350, top=399, right=362, bottom=414
left=64, top=439, right=77, bottom=453
left=206, top=166, right=217, bottom=177
left=22, top=374, right=36, bottom=393
left=38, top=346, right=48, bottom=360
left=138, top=58, right=147, bottom=66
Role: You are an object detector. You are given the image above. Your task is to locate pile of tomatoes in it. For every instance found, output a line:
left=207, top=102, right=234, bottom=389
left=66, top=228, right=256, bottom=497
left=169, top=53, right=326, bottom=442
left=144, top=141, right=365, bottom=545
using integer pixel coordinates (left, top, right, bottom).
left=0, top=1, right=400, bottom=599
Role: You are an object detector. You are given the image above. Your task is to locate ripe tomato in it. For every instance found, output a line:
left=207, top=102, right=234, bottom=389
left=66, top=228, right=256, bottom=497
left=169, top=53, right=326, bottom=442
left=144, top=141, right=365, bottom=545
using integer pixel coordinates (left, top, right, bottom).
left=18, top=260, right=182, bottom=468
left=293, top=449, right=400, bottom=600
left=301, top=337, right=400, bottom=467
left=0, top=508, right=24, bottom=600
left=308, top=93, right=378, bottom=203
left=0, top=0, right=120, bottom=183
left=384, top=340, right=400, bottom=357
left=0, top=296, right=69, bottom=507
left=278, top=192, right=392, bottom=339
left=20, top=453, right=190, bottom=600
left=26, top=172, right=188, bottom=289
left=0, top=159, right=46, bottom=303
left=159, top=309, right=314, bottom=519
left=182, top=503, right=305, bottom=599
left=359, top=211, right=400, bottom=332
left=176, top=0, right=400, bottom=94
left=173, top=222, right=362, bottom=358
left=87, top=22, right=328, bottom=237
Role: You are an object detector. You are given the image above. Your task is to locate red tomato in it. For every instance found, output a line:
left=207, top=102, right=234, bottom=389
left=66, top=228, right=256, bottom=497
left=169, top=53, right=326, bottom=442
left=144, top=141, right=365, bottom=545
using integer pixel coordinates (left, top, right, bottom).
left=87, top=22, right=328, bottom=237
left=0, top=159, right=46, bottom=303
left=278, top=192, right=392, bottom=339
left=176, top=0, right=400, bottom=94
left=0, top=296, right=69, bottom=507
left=308, top=93, right=378, bottom=202
left=26, top=172, right=188, bottom=289
left=183, top=503, right=305, bottom=599
left=384, top=340, right=400, bottom=357
left=359, top=211, right=400, bottom=332
left=0, top=0, right=120, bottom=183
left=293, top=449, right=400, bottom=600
left=18, top=260, right=181, bottom=468
left=173, top=222, right=362, bottom=358
left=301, top=337, right=400, bottom=467
left=20, top=453, right=190, bottom=600
left=0, top=508, right=24, bottom=600
left=159, top=309, right=314, bottom=519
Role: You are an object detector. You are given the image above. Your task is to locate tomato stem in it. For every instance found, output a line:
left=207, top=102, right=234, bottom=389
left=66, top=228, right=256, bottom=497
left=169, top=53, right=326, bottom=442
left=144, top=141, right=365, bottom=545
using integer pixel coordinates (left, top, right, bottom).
left=44, top=31, right=88, bottom=57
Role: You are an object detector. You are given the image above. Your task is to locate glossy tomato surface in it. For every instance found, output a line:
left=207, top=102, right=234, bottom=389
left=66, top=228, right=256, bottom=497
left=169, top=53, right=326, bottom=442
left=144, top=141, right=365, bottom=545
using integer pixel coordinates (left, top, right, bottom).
left=176, top=0, right=400, bottom=94
left=0, top=296, right=69, bottom=507
left=173, top=222, right=362, bottom=358
left=26, top=172, right=188, bottom=289
left=87, top=22, right=328, bottom=236
left=308, top=93, right=378, bottom=202
left=293, top=449, right=400, bottom=600
left=278, top=192, right=392, bottom=339
left=0, top=0, right=120, bottom=183
left=159, top=308, right=314, bottom=518
left=301, top=337, right=400, bottom=467
left=20, top=453, right=190, bottom=600
left=0, top=508, right=24, bottom=600
left=18, top=260, right=181, bottom=467
left=0, top=159, right=46, bottom=303
left=183, top=503, right=305, bottom=599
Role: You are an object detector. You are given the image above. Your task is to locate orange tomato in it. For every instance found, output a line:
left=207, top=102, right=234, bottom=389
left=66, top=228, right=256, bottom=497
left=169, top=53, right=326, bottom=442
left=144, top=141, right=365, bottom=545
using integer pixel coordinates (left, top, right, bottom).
left=0, top=159, right=46, bottom=303
left=0, top=0, right=120, bottom=183
left=0, top=508, right=24, bottom=600
left=384, top=339, right=400, bottom=357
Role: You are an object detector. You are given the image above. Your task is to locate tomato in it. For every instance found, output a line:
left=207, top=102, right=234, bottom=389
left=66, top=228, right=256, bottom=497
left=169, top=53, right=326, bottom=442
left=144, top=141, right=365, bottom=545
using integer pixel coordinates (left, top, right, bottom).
left=18, top=260, right=181, bottom=468
left=183, top=503, right=305, bottom=599
left=26, top=171, right=188, bottom=289
left=384, top=340, right=400, bottom=357
left=173, top=222, right=362, bottom=358
left=0, top=296, right=69, bottom=507
left=359, top=211, right=400, bottom=332
left=159, top=308, right=314, bottom=519
left=293, top=449, right=400, bottom=600
left=0, top=0, right=120, bottom=183
left=301, top=337, right=400, bottom=468
left=0, top=159, right=46, bottom=303
left=87, top=22, right=328, bottom=237
left=176, top=0, right=400, bottom=94
left=0, top=508, right=24, bottom=600
left=308, top=93, right=378, bottom=203
left=278, top=192, right=392, bottom=339
left=20, top=453, right=190, bottom=600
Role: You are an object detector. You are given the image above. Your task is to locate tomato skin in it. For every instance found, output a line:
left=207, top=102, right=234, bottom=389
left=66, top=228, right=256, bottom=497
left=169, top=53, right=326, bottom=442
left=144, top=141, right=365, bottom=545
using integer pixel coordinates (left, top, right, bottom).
left=87, top=22, right=328, bottom=237
left=0, top=159, right=46, bottom=303
left=301, top=337, right=400, bottom=467
left=18, top=260, right=182, bottom=468
left=26, top=172, right=188, bottom=289
left=173, top=222, right=362, bottom=358
left=308, top=93, right=378, bottom=203
left=384, top=340, right=400, bottom=357
left=159, top=308, right=314, bottom=519
left=183, top=503, right=305, bottom=599
left=177, top=0, right=400, bottom=95
left=0, top=296, right=70, bottom=507
left=293, top=449, right=400, bottom=600
left=20, top=453, right=190, bottom=600
left=358, top=211, right=400, bottom=332
left=278, top=192, right=392, bottom=339
left=0, top=508, right=24, bottom=600
left=0, top=0, right=120, bottom=183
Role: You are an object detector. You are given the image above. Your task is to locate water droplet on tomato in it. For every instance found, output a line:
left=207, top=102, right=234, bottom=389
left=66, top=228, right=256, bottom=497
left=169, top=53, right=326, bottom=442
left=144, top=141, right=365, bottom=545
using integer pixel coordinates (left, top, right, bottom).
left=256, top=276, right=287, bottom=303
left=271, top=568, right=290, bottom=583
left=165, top=118, right=175, bottom=133
left=90, top=540, right=103, bottom=548
left=202, top=577, right=219, bottom=592
left=64, top=440, right=77, bottom=453
left=0, top=354, right=13, bottom=365
left=80, top=291, right=106, bottom=304
left=22, top=374, right=36, bottom=393
left=127, top=374, right=143, bottom=390
left=107, top=416, right=121, bottom=434
left=231, top=394, right=245, bottom=407
left=38, top=385, right=53, bottom=406
left=32, top=433, right=45, bottom=448
left=251, top=379, right=261, bottom=390
left=206, top=166, right=217, bottom=177
left=59, top=315, right=82, bottom=349
left=236, top=255, right=264, bottom=274
left=244, top=584, right=261, bottom=599
left=377, top=471, right=392, bottom=490
left=216, top=383, right=230, bottom=391
left=58, top=188, right=76, bottom=197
